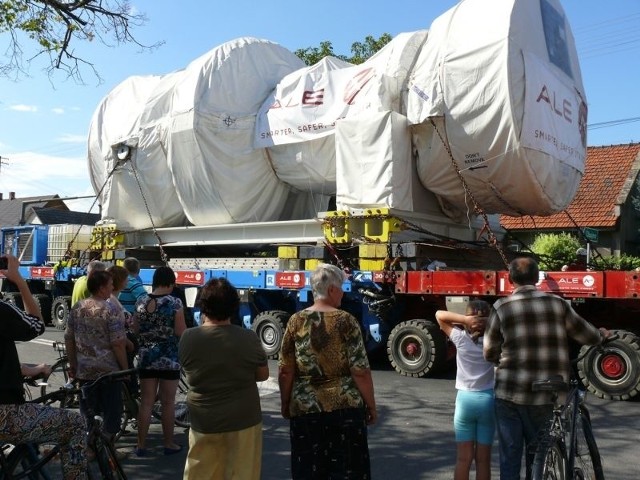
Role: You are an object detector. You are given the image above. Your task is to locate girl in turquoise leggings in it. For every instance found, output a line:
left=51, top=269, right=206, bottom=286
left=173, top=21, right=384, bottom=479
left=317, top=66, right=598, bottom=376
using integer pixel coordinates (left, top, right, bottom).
left=436, top=300, right=495, bottom=480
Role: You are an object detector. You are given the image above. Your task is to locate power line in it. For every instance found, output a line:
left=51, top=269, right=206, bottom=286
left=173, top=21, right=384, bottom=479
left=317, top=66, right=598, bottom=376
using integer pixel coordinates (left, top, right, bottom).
left=588, top=117, right=640, bottom=130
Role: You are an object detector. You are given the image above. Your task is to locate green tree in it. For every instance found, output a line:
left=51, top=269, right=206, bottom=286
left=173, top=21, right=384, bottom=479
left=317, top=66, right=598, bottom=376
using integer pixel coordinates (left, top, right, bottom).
left=0, top=0, right=160, bottom=82
left=531, top=233, right=581, bottom=270
left=295, top=33, right=392, bottom=66
left=591, top=253, right=640, bottom=271
left=294, top=41, right=347, bottom=67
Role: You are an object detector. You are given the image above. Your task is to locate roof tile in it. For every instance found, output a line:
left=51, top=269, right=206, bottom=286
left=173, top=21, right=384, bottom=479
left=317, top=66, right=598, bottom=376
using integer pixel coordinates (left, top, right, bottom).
left=500, top=143, right=640, bottom=230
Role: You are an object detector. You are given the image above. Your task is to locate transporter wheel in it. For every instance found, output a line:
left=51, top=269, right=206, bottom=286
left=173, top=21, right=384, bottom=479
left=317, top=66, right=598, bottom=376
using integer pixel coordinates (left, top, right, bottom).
left=4, top=292, right=24, bottom=310
left=577, top=329, right=640, bottom=400
left=252, top=310, right=289, bottom=359
left=387, top=319, right=447, bottom=377
left=34, top=294, right=53, bottom=324
left=51, top=296, right=72, bottom=331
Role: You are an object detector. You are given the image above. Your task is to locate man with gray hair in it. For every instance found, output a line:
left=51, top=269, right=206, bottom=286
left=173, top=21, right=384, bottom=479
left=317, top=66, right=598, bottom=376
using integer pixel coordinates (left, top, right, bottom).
left=119, top=257, right=147, bottom=314
left=71, top=259, right=106, bottom=306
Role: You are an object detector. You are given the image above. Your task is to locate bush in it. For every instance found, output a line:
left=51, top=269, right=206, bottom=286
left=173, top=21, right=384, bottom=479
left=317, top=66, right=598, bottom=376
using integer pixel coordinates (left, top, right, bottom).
left=531, top=233, right=581, bottom=270
left=591, top=254, right=640, bottom=271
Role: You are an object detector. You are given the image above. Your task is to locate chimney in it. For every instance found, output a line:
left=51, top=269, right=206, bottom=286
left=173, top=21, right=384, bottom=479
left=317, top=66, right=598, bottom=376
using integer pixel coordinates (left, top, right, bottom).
left=0, top=193, right=3, bottom=200
left=9, top=192, right=15, bottom=200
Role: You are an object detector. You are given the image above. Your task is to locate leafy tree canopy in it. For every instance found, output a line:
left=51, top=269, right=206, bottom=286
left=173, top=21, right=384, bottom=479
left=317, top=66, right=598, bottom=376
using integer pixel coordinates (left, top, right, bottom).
left=295, top=33, right=392, bottom=66
left=0, top=0, right=161, bottom=82
left=531, top=232, right=581, bottom=271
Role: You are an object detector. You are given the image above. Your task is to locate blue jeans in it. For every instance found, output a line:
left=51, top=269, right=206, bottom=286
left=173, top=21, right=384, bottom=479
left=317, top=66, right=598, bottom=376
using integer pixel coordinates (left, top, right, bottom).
left=494, top=398, right=553, bottom=480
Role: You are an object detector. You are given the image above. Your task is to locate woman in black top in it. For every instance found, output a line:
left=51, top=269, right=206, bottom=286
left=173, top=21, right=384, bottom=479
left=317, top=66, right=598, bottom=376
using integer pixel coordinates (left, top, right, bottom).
left=0, top=255, right=88, bottom=479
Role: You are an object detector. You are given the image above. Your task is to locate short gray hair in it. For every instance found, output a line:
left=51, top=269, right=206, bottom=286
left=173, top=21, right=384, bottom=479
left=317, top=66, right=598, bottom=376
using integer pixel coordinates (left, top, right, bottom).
left=87, top=260, right=106, bottom=275
left=123, top=257, right=141, bottom=274
left=310, top=264, right=346, bottom=300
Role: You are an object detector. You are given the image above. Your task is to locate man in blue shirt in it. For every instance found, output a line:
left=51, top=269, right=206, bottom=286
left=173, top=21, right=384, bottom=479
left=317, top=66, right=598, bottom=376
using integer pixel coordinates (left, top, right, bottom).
left=118, top=257, right=147, bottom=314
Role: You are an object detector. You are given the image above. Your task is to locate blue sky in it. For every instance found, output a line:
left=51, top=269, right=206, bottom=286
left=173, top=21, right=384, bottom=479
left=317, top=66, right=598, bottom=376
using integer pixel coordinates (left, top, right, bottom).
left=0, top=0, right=639, bottom=212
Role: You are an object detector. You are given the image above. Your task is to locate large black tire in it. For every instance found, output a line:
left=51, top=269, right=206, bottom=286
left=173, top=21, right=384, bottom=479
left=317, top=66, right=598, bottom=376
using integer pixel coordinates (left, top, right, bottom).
left=577, top=330, right=640, bottom=400
left=532, top=435, right=567, bottom=480
left=4, top=292, right=24, bottom=310
left=252, top=310, right=289, bottom=359
left=33, top=294, right=52, bottom=325
left=51, top=296, right=72, bottom=331
left=387, top=320, right=447, bottom=377
left=573, top=406, right=605, bottom=480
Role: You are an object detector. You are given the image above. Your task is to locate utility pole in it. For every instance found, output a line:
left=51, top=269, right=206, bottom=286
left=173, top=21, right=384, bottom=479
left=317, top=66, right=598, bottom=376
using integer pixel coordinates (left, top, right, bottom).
left=0, top=155, right=7, bottom=172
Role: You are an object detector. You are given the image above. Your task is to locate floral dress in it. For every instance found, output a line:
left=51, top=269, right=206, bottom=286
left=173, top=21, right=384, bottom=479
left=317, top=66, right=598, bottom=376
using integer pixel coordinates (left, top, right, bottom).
left=135, top=293, right=183, bottom=372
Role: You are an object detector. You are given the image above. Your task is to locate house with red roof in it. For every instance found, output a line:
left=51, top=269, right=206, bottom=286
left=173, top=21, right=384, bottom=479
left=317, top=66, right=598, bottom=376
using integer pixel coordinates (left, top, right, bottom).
left=500, top=143, right=640, bottom=257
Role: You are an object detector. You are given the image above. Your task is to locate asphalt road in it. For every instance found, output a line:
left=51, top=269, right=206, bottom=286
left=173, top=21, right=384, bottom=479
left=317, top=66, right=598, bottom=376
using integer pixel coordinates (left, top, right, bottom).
left=15, top=327, right=640, bottom=479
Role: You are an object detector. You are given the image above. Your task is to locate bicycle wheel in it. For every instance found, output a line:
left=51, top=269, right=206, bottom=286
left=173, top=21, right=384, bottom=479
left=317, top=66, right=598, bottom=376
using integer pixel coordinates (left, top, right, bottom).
left=3, top=443, right=55, bottom=480
left=151, top=370, right=190, bottom=428
left=115, top=385, right=139, bottom=442
left=573, top=407, right=605, bottom=480
left=174, top=372, right=190, bottom=428
left=40, top=359, right=75, bottom=407
left=532, top=435, right=567, bottom=480
left=93, top=435, right=127, bottom=480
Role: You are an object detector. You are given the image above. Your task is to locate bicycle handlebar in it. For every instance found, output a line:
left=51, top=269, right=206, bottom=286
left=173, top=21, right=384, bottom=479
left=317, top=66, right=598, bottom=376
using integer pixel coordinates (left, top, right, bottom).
left=27, top=388, right=74, bottom=406
left=80, top=368, right=139, bottom=399
left=573, top=332, right=619, bottom=365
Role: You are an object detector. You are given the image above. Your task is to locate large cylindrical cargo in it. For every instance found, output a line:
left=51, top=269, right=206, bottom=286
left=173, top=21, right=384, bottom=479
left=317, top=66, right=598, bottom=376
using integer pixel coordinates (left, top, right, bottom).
left=407, top=0, right=587, bottom=218
left=165, top=37, right=305, bottom=225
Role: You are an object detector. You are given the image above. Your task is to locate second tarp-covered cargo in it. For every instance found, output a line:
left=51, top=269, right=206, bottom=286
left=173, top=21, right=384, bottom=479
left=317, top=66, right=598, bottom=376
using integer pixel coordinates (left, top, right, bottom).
left=407, top=0, right=587, bottom=218
left=255, top=31, right=429, bottom=196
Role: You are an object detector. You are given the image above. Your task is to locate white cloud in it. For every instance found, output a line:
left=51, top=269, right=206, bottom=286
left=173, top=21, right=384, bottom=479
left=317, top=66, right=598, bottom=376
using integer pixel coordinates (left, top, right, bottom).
left=57, top=134, right=87, bottom=144
left=9, top=104, right=38, bottom=112
left=0, top=151, right=93, bottom=204
left=52, top=107, right=65, bottom=115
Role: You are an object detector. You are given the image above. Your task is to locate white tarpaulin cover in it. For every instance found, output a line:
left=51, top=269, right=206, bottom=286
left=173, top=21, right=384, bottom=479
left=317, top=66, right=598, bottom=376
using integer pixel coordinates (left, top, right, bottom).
left=257, top=56, right=352, bottom=195
left=407, top=0, right=587, bottom=217
left=255, top=32, right=428, bottom=194
left=166, top=38, right=306, bottom=225
left=88, top=75, right=187, bottom=229
left=336, top=111, right=433, bottom=212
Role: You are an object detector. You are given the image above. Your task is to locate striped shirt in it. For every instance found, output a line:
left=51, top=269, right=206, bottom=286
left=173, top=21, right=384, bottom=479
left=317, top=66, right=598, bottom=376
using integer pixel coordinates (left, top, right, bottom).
left=118, top=275, right=147, bottom=314
left=484, top=285, right=602, bottom=405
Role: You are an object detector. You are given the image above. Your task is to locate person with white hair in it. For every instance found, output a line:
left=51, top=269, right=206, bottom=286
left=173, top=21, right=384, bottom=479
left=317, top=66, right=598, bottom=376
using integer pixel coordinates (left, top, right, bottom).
left=278, top=263, right=377, bottom=479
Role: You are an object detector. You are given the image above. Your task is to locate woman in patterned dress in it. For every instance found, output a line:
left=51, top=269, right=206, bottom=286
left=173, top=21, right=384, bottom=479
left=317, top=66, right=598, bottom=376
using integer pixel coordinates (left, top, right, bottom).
left=278, top=263, right=378, bottom=479
left=133, top=266, right=186, bottom=456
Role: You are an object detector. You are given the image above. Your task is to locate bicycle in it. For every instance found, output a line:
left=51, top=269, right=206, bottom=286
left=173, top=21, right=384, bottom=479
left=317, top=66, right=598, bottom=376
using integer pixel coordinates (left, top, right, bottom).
left=40, top=342, right=78, bottom=408
left=120, top=368, right=190, bottom=438
left=150, top=370, right=190, bottom=429
left=42, top=342, right=190, bottom=436
left=80, top=369, right=138, bottom=480
left=530, top=335, right=617, bottom=480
